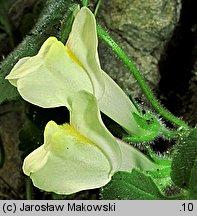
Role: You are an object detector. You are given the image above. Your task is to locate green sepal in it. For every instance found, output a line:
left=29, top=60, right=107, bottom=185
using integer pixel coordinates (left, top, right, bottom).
left=144, top=146, right=174, bottom=191
left=146, top=146, right=171, bottom=166
left=132, top=112, right=161, bottom=131
left=123, top=112, right=161, bottom=142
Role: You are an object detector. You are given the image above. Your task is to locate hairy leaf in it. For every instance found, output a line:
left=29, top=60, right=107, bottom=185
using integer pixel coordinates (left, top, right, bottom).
left=101, top=169, right=166, bottom=200
left=171, top=128, right=197, bottom=199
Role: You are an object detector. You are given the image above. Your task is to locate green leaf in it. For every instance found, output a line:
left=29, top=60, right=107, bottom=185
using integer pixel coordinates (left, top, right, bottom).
left=101, top=169, right=166, bottom=200
left=188, top=159, right=197, bottom=199
left=171, top=128, right=197, bottom=199
left=0, top=0, right=77, bottom=104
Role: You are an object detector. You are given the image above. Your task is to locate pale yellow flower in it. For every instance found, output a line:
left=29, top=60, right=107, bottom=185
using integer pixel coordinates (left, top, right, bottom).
left=6, top=7, right=144, bottom=136
left=23, top=91, right=156, bottom=194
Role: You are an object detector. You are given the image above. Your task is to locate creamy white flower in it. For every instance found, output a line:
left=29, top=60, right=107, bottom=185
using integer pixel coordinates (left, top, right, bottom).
left=6, top=7, right=144, bottom=136
left=23, top=91, right=156, bottom=194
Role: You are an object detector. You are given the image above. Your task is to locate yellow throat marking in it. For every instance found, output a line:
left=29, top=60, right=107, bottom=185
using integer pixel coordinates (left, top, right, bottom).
left=65, top=46, right=85, bottom=70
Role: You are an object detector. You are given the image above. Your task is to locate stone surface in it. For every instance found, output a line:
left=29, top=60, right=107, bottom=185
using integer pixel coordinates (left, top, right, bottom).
left=0, top=102, right=24, bottom=199
left=95, top=0, right=181, bottom=97
left=102, top=0, right=181, bottom=51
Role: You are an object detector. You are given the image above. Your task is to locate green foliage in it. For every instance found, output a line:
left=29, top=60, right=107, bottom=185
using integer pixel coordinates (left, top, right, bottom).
left=101, top=169, right=166, bottom=200
left=0, top=0, right=77, bottom=105
left=101, top=146, right=178, bottom=200
left=171, top=128, right=197, bottom=199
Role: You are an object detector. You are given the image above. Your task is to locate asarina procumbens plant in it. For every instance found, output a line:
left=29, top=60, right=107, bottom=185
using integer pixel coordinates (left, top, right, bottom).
left=6, top=7, right=158, bottom=194
left=3, top=2, right=196, bottom=199
left=4, top=6, right=157, bottom=194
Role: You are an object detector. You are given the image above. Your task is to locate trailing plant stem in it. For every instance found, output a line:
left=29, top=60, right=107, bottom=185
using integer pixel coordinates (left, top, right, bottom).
left=96, top=25, right=189, bottom=129
left=94, top=0, right=103, bottom=16
left=82, top=0, right=88, bottom=7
